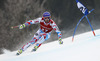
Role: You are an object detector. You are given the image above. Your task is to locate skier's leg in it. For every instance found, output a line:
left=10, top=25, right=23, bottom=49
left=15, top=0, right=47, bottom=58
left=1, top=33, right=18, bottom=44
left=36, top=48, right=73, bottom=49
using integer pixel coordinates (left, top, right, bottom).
left=16, top=37, right=39, bottom=55
left=33, top=32, right=51, bottom=51
left=16, top=29, right=40, bottom=55
left=21, top=37, right=38, bottom=51
left=21, top=29, right=41, bottom=50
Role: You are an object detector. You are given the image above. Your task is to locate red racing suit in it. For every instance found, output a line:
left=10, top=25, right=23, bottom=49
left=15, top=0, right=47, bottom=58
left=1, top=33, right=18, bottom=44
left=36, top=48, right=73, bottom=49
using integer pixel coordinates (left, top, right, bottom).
left=25, top=17, right=62, bottom=39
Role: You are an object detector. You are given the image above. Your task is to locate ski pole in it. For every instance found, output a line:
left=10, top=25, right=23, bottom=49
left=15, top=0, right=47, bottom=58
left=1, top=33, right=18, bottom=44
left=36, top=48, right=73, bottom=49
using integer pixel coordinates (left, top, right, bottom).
left=11, top=25, right=19, bottom=29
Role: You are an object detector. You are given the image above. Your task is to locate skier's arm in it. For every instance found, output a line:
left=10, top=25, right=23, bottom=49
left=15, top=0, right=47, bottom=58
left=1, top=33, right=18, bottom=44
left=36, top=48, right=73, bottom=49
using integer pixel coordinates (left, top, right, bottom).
left=51, top=21, right=63, bottom=44
left=24, top=17, right=41, bottom=26
left=19, top=18, right=41, bottom=29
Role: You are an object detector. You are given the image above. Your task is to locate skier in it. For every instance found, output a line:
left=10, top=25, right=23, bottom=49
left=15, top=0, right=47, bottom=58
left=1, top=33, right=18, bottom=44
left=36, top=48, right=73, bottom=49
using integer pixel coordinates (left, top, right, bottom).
left=16, top=12, right=63, bottom=55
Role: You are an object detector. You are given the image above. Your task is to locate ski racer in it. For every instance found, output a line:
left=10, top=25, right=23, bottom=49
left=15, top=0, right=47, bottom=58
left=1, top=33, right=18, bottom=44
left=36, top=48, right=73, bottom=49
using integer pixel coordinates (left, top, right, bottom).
left=16, top=12, right=63, bottom=55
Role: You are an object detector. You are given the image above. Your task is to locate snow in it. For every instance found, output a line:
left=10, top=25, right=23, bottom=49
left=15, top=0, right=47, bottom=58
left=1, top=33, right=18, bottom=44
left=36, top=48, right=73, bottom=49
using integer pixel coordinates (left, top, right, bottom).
left=0, top=29, right=100, bottom=61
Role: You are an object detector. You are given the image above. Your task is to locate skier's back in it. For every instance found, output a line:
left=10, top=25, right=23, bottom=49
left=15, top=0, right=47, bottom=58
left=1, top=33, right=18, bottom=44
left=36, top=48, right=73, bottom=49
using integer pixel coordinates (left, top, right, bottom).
left=16, top=12, right=63, bottom=55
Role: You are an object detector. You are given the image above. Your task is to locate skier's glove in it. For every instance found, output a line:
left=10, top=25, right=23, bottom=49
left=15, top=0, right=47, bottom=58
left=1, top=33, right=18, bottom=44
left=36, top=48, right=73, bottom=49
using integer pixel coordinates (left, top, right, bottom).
left=59, top=38, right=63, bottom=44
left=19, top=24, right=26, bottom=29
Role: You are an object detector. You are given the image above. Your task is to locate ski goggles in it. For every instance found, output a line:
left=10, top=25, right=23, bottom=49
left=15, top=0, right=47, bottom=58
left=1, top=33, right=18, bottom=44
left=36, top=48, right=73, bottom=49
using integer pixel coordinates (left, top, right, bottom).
left=44, top=17, right=50, bottom=19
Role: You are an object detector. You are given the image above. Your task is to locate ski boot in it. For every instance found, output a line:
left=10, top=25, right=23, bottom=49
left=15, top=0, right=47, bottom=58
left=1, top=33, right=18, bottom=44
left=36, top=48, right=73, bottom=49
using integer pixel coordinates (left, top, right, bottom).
left=32, top=46, right=38, bottom=51
left=16, top=49, right=23, bottom=55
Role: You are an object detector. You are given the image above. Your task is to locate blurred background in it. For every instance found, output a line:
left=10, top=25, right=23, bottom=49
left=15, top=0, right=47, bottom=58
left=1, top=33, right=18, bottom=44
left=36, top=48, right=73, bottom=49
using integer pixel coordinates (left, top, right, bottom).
left=0, top=0, right=100, bottom=54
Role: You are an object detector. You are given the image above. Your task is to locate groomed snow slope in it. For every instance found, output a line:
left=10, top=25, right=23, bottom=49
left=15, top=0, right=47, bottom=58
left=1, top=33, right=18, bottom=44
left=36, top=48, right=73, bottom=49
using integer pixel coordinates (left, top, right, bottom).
left=0, top=29, right=100, bottom=61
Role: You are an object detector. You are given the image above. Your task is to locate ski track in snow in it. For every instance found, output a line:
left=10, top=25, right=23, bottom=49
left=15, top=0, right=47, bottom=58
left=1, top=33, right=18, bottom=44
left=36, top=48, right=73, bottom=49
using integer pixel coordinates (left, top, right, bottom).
left=0, top=29, right=100, bottom=61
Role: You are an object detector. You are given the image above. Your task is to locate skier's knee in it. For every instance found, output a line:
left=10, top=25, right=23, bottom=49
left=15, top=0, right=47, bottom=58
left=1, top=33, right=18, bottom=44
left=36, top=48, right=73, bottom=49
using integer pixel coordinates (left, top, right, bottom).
left=30, top=37, right=38, bottom=44
left=36, top=43, right=42, bottom=47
